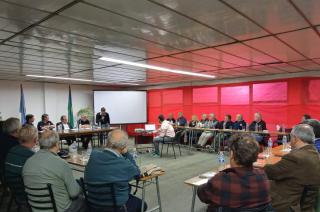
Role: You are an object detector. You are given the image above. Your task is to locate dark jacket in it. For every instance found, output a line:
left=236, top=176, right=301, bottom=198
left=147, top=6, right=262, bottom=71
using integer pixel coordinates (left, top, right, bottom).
left=37, top=121, right=54, bottom=131
left=0, top=134, right=19, bottom=173
left=78, top=119, right=90, bottom=126
left=84, top=149, right=140, bottom=206
left=264, top=145, right=320, bottom=211
left=233, top=120, right=247, bottom=130
left=189, top=120, right=198, bottom=128
left=249, top=120, right=267, bottom=131
left=166, top=118, right=176, bottom=124
left=96, top=112, right=110, bottom=125
left=177, top=116, right=187, bottom=126
left=218, top=121, right=234, bottom=129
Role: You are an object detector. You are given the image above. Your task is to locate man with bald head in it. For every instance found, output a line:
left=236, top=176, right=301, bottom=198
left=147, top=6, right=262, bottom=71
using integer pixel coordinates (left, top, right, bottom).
left=257, top=124, right=320, bottom=211
left=85, top=129, right=147, bottom=212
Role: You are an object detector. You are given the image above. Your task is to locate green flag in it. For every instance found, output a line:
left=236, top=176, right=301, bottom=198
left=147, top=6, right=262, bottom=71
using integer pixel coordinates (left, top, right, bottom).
left=68, top=85, right=74, bottom=128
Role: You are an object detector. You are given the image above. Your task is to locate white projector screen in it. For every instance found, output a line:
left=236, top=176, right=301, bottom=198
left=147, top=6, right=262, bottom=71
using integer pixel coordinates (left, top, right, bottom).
left=93, top=91, right=147, bottom=124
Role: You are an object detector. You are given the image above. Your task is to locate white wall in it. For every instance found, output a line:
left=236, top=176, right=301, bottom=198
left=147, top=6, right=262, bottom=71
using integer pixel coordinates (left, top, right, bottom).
left=0, top=80, right=96, bottom=124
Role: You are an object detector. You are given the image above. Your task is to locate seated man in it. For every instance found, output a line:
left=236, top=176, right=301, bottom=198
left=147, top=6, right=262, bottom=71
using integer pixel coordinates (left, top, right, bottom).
left=78, top=115, right=92, bottom=149
left=0, top=118, right=21, bottom=175
left=5, top=125, right=37, bottom=200
left=85, top=129, right=147, bottom=212
left=23, top=114, right=35, bottom=127
left=5, top=125, right=37, bottom=175
left=302, top=119, right=320, bottom=153
left=199, top=114, right=209, bottom=128
left=233, top=114, right=247, bottom=130
left=176, top=112, right=187, bottom=126
left=249, top=112, right=268, bottom=145
left=23, top=131, right=85, bottom=212
left=56, top=115, right=74, bottom=145
left=301, top=114, right=312, bottom=123
left=218, top=114, right=233, bottom=130
left=261, top=124, right=320, bottom=211
left=166, top=113, right=176, bottom=124
left=196, top=113, right=219, bottom=148
left=153, top=114, right=175, bottom=157
left=198, top=134, right=271, bottom=211
left=37, top=114, right=55, bottom=131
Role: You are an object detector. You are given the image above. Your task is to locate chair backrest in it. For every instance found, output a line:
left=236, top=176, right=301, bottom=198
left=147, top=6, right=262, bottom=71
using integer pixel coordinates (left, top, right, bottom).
left=80, top=177, right=126, bottom=212
left=24, top=183, right=57, bottom=212
left=4, top=168, right=27, bottom=204
left=173, top=130, right=183, bottom=142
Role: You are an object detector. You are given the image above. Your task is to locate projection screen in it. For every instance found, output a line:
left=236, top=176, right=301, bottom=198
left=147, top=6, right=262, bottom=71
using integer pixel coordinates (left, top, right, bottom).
left=93, top=91, right=147, bottom=124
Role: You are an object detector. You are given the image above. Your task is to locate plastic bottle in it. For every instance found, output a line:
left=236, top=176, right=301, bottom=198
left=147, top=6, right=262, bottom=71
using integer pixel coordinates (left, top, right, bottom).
left=69, top=141, right=78, bottom=158
left=132, top=148, right=141, bottom=166
left=282, top=136, right=287, bottom=151
left=218, top=151, right=225, bottom=171
left=86, top=142, right=92, bottom=156
left=267, top=138, right=273, bottom=157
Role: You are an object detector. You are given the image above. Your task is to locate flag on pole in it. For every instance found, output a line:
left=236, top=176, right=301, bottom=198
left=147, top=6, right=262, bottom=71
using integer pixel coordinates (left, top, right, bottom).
left=68, top=85, right=74, bottom=128
left=19, top=84, right=26, bottom=124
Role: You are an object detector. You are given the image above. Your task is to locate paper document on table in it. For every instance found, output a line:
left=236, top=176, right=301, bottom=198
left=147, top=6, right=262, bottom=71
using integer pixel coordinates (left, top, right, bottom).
left=194, top=178, right=209, bottom=186
left=199, top=172, right=216, bottom=179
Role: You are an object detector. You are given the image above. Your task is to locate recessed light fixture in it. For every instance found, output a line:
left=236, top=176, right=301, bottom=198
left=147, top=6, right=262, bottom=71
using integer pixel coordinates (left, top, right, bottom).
left=26, top=75, right=140, bottom=86
left=99, top=57, right=216, bottom=78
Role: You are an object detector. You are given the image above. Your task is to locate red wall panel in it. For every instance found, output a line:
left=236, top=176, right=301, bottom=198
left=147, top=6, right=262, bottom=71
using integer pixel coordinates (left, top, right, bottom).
left=221, top=86, right=249, bottom=105
left=148, top=91, right=161, bottom=107
left=308, top=79, right=320, bottom=102
left=162, top=89, right=183, bottom=104
left=193, top=87, right=218, bottom=103
left=253, top=82, right=287, bottom=102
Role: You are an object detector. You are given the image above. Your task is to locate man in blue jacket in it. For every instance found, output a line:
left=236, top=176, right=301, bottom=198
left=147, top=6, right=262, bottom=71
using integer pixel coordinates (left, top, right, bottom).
left=84, top=129, right=147, bottom=212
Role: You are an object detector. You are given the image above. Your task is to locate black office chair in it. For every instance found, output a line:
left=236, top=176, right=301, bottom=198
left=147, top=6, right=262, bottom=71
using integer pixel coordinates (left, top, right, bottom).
left=4, top=170, right=29, bottom=212
left=160, top=130, right=183, bottom=159
left=24, top=183, right=57, bottom=212
left=79, top=177, right=127, bottom=212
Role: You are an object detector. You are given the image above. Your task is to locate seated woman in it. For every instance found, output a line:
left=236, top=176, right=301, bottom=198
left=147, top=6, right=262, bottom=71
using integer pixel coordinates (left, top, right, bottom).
left=195, top=113, right=219, bottom=148
left=187, top=115, right=200, bottom=144
left=198, top=134, right=272, bottom=211
left=212, top=115, right=233, bottom=151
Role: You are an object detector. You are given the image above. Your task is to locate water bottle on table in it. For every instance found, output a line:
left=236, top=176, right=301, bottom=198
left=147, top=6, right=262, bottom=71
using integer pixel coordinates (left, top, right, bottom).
left=132, top=148, right=141, bottom=166
left=218, top=151, right=225, bottom=171
left=265, top=138, right=273, bottom=157
left=69, top=141, right=78, bottom=158
left=282, top=135, right=288, bottom=151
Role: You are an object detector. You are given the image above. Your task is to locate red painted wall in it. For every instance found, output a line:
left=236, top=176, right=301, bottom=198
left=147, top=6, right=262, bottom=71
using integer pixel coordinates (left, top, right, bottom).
left=147, top=77, right=320, bottom=131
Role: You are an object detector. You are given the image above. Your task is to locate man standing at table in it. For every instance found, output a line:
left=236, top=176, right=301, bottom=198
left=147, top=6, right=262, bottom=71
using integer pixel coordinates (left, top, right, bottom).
left=257, top=124, right=320, bottom=211
left=96, top=107, right=110, bottom=127
left=152, top=114, right=175, bottom=158
left=96, top=107, right=110, bottom=145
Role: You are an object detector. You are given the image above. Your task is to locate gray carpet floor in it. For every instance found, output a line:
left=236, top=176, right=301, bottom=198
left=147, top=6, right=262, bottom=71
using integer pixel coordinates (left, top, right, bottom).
left=1, top=141, right=228, bottom=212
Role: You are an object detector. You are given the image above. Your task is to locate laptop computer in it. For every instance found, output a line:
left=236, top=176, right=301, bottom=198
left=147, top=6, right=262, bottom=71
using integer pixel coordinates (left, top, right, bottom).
left=145, top=124, right=156, bottom=131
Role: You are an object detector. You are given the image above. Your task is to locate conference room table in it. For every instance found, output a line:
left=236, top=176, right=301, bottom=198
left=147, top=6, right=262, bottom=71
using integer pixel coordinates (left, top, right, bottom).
left=66, top=154, right=164, bottom=212
left=184, top=147, right=286, bottom=212
left=57, top=127, right=117, bottom=148
left=174, top=126, right=290, bottom=152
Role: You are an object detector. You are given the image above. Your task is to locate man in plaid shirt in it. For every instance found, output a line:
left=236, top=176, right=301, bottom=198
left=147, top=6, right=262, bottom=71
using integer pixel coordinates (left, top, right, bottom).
left=197, top=134, right=272, bottom=211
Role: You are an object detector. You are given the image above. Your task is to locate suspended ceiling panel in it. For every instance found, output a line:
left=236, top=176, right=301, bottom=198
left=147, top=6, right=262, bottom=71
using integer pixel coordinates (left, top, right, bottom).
left=0, top=0, right=319, bottom=87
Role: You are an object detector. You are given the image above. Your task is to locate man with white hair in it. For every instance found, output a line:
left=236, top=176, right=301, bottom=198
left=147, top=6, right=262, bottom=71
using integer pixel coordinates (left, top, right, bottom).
left=5, top=125, right=37, bottom=179
left=0, top=118, right=21, bottom=173
left=257, top=124, right=320, bottom=211
left=85, top=129, right=147, bottom=212
left=23, top=130, right=85, bottom=212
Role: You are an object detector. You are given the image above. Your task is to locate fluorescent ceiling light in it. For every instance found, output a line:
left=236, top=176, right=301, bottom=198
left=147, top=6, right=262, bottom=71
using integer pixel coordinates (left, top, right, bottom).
left=99, top=57, right=216, bottom=78
left=26, top=75, right=139, bottom=86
